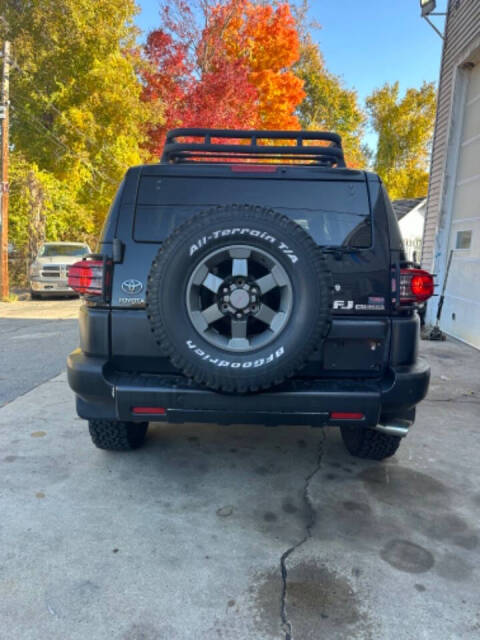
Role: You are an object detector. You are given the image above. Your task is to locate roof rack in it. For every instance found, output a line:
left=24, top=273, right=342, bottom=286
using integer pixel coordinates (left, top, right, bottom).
left=161, top=128, right=346, bottom=168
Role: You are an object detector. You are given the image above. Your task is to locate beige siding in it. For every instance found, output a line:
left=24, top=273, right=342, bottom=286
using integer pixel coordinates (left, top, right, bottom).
left=440, top=61, right=480, bottom=349
left=422, top=0, right=480, bottom=271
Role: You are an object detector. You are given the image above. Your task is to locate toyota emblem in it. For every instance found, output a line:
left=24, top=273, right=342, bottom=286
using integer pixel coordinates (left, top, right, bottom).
left=121, top=279, right=144, bottom=295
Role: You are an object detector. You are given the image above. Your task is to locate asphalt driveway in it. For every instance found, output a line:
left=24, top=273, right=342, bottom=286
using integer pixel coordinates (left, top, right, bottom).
left=0, top=337, right=479, bottom=639
left=0, top=297, right=81, bottom=406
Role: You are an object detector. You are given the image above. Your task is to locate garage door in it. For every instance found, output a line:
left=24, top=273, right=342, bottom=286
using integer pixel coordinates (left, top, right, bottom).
left=441, top=63, right=480, bottom=348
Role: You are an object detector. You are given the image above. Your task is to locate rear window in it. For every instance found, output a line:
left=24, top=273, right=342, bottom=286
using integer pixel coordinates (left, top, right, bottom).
left=39, top=244, right=89, bottom=257
left=134, top=176, right=371, bottom=247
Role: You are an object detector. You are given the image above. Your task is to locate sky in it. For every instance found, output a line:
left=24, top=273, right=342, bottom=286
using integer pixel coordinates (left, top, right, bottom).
left=134, top=0, right=446, bottom=148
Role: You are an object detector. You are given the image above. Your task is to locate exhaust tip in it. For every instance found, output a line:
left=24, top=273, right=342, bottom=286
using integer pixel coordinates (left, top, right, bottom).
left=374, top=419, right=412, bottom=438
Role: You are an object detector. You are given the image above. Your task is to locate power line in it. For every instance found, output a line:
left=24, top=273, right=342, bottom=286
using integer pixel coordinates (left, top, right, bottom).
left=9, top=59, right=119, bottom=183
left=13, top=107, right=107, bottom=193
left=10, top=57, right=106, bottom=154
left=12, top=102, right=71, bottom=153
left=11, top=98, right=112, bottom=184
left=1, top=8, right=137, bottom=183
left=11, top=100, right=108, bottom=193
left=0, top=3, right=136, bottom=50
left=11, top=102, right=110, bottom=187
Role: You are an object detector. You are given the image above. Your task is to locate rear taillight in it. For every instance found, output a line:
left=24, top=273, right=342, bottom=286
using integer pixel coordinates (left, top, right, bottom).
left=399, top=268, right=434, bottom=304
left=68, top=257, right=110, bottom=298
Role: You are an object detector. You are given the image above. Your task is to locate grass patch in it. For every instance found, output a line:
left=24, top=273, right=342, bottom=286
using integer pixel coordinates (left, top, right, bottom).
left=0, top=293, right=18, bottom=303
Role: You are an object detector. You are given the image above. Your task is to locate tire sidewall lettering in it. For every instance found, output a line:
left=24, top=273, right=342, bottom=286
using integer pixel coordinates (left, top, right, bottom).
left=189, top=227, right=298, bottom=264
left=185, top=341, right=285, bottom=368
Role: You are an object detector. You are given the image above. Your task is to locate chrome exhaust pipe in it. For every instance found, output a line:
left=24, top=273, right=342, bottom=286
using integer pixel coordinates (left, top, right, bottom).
left=374, top=419, right=412, bottom=438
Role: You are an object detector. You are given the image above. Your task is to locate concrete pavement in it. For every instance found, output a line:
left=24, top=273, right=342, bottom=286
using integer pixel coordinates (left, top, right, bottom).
left=0, top=338, right=479, bottom=639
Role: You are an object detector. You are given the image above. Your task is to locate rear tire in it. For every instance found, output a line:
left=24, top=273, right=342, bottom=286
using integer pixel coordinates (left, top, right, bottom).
left=340, top=426, right=401, bottom=460
left=88, top=419, right=148, bottom=451
left=30, top=290, right=42, bottom=300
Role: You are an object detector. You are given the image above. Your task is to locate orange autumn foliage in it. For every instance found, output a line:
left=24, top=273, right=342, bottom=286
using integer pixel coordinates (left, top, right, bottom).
left=211, top=1, right=305, bottom=129
left=142, top=1, right=305, bottom=154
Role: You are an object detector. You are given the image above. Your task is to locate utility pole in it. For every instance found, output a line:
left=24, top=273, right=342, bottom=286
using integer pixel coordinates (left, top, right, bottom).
left=0, top=39, right=10, bottom=299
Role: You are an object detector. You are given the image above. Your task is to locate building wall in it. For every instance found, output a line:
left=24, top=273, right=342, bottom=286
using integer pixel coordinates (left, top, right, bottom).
left=422, top=0, right=480, bottom=272
left=399, top=205, right=425, bottom=262
left=436, top=59, right=480, bottom=349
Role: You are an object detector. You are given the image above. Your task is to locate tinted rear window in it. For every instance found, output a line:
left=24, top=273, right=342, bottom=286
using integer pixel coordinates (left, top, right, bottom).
left=39, top=244, right=89, bottom=257
left=134, top=176, right=371, bottom=247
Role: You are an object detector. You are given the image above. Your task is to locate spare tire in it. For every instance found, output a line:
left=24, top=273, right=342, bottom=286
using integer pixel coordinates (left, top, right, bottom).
left=146, top=204, right=331, bottom=393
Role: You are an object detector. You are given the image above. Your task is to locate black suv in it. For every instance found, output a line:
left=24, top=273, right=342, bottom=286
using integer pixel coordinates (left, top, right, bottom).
left=67, top=129, right=433, bottom=460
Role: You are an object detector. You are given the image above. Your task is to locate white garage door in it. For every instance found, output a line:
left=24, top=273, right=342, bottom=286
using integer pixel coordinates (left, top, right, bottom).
left=441, top=63, right=480, bottom=348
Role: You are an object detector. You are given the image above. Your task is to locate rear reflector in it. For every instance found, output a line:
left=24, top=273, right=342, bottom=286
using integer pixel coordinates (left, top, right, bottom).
left=399, top=268, right=434, bottom=303
left=68, top=260, right=104, bottom=296
left=330, top=412, right=364, bottom=420
left=132, top=407, right=166, bottom=415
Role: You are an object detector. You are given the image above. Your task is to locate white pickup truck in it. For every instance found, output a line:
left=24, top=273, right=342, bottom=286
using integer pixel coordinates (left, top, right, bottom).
left=30, top=242, right=91, bottom=299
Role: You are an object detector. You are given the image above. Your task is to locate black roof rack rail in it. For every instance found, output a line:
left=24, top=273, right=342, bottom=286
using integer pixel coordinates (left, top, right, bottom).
left=161, top=128, right=346, bottom=168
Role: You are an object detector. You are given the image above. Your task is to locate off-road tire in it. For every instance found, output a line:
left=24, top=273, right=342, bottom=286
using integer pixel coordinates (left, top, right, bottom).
left=146, top=204, right=331, bottom=393
left=88, top=419, right=148, bottom=451
left=340, top=426, right=401, bottom=460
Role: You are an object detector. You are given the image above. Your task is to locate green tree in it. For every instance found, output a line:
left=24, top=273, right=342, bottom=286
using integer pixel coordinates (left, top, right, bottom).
left=2, top=0, right=159, bottom=279
left=294, top=38, right=367, bottom=168
left=8, top=153, right=95, bottom=284
left=366, top=81, right=436, bottom=199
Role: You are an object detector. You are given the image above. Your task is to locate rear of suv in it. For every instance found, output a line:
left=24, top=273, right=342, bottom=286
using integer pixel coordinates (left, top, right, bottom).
left=67, top=129, right=433, bottom=460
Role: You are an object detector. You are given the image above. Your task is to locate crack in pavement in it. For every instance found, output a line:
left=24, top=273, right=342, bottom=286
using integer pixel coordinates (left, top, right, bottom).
left=280, top=431, right=326, bottom=640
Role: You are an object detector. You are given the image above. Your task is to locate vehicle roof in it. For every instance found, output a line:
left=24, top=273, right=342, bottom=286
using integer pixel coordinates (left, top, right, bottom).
left=133, top=162, right=380, bottom=183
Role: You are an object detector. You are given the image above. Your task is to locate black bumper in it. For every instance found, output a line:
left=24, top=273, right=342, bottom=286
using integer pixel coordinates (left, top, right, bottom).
left=67, top=349, right=430, bottom=427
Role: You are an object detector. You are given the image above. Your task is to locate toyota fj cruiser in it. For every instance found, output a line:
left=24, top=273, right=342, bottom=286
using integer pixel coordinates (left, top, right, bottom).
left=67, top=129, right=433, bottom=460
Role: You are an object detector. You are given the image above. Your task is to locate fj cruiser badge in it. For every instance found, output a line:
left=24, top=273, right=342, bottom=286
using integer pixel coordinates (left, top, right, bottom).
left=121, top=279, right=143, bottom=295
left=333, top=300, right=354, bottom=310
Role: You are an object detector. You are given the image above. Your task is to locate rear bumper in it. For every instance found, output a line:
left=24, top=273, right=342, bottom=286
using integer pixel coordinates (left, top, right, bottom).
left=67, top=349, right=430, bottom=428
